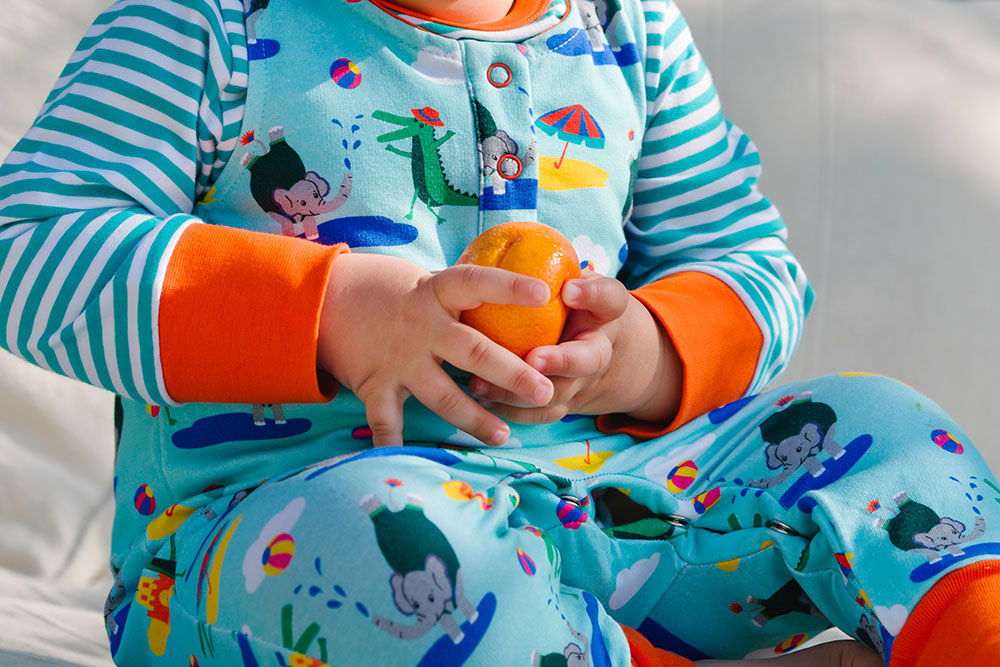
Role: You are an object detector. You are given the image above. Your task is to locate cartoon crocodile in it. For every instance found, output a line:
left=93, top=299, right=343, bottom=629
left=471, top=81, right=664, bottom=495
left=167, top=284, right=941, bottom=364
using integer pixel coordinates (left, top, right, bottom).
left=373, top=108, right=478, bottom=223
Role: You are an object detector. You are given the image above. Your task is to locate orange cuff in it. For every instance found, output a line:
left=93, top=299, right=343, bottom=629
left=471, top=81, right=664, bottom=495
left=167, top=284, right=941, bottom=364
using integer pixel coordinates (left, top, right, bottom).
left=160, top=223, right=348, bottom=404
left=621, top=625, right=696, bottom=667
left=596, top=271, right=762, bottom=438
left=891, top=559, right=1000, bottom=666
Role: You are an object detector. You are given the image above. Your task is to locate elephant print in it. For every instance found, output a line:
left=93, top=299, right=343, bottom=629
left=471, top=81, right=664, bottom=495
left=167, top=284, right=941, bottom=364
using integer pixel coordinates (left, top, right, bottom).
left=243, top=0, right=270, bottom=45
left=530, top=619, right=590, bottom=667
left=856, top=613, right=885, bottom=657
left=729, top=579, right=825, bottom=629
left=746, top=396, right=845, bottom=489
left=873, top=491, right=986, bottom=563
left=479, top=130, right=536, bottom=197
left=251, top=403, right=285, bottom=426
left=360, top=493, right=480, bottom=644
left=578, top=0, right=606, bottom=52
left=241, top=126, right=353, bottom=240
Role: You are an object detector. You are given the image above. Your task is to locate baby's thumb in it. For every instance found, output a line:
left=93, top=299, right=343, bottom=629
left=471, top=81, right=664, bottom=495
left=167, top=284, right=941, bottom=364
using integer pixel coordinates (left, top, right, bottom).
left=562, top=276, right=629, bottom=323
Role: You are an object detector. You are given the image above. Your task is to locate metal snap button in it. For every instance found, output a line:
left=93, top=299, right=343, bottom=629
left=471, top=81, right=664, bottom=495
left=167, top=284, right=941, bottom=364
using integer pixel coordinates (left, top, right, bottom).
left=558, top=493, right=582, bottom=507
left=765, top=519, right=800, bottom=536
left=487, top=62, right=512, bottom=88
left=496, top=153, right=523, bottom=180
left=665, top=514, right=690, bottom=527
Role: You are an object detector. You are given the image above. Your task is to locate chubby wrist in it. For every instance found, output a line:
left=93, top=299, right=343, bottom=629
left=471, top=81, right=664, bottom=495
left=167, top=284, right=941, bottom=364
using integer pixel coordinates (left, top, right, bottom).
left=623, top=298, right=683, bottom=423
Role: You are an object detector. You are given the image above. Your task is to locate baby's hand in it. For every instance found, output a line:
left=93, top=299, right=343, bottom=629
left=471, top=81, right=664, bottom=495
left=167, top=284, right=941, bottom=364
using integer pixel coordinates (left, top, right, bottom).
left=470, top=273, right=682, bottom=425
left=317, top=253, right=554, bottom=448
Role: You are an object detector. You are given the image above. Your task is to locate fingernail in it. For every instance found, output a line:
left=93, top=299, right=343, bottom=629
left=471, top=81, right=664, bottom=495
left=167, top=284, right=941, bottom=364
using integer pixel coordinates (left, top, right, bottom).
left=470, top=379, right=486, bottom=396
left=531, top=357, right=546, bottom=373
left=490, top=427, right=509, bottom=446
left=533, top=283, right=550, bottom=304
left=533, top=383, right=552, bottom=405
left=563, top=282, right=580, bottom=303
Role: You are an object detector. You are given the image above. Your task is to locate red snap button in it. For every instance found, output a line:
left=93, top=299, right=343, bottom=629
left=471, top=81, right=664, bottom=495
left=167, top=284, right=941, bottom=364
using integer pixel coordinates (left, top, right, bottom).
left=497, top=153, right=523, bottom=180
left=487, top=62, right=512, bottom=88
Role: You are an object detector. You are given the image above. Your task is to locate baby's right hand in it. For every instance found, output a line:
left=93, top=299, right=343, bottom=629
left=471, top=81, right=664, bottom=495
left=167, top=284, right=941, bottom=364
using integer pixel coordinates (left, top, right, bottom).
left=317, top=253, right=555, bottom=448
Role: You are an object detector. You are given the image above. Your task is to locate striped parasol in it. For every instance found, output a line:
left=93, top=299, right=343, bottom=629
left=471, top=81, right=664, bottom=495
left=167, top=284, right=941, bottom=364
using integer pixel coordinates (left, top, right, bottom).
left=535, top=104, right=605, bottom=168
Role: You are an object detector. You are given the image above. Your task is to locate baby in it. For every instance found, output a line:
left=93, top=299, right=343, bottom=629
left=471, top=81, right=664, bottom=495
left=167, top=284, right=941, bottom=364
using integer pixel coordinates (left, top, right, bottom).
left=1, top=0, right=996, bottom=665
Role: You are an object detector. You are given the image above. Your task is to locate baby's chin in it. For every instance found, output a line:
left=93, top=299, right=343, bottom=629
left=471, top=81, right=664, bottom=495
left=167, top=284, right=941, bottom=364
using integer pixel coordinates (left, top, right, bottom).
left=390, top=0, right=516, bottom=26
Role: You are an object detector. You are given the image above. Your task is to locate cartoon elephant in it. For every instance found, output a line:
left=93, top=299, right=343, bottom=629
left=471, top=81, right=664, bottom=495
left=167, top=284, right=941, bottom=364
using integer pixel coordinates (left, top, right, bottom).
left=746, top=398, right=845, bottom=489
left=479, top=130, right=536, bottom=196
left=731, top=579, right=825, bottom=629
left=875, top=491, right=987, bottom=563
left=251, top=403, right=285, bottom=426
left=578, top=0, right=606, bottom=52
left=242, top=126, right=353, bottom=240
left=104, top=569, right=127, bottom=635
left=530, top=619, right=589, bottom=667
left=856, top=613, right=885, bottom=657
left=361, top=493, right=479, bottom=644
left=243, top=0, right=270, bottom=45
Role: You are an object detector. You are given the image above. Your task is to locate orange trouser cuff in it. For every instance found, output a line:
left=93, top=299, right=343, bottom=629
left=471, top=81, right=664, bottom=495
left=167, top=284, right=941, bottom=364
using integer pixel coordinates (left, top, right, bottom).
left=621, top=625, right=696, bottom=667
left=891, top=559, right=1000, bottom=666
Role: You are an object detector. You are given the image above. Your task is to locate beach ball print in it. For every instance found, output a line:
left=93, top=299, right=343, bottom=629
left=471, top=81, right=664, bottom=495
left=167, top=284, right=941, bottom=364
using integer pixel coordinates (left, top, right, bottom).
left=517, top=547, right=536, bottom=576
left=692, top=487, right=721, bottom=515
left=330, top=59, right=361, bottom=89
left=262, top=533, right=295, bottom=577
left=134, top=484, right=156, bottom=515
left=931, top=429, right=964, bottom=454
left=774, top=634, right=809, bottom=654
left=666, top=460, right=698, bottom=494
left=556, top=499, right=588, bottom=529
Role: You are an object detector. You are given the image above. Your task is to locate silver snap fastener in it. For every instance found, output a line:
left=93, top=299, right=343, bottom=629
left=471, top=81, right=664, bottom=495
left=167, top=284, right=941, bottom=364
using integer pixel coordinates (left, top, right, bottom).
left=558, top=493, right=582, bottom=507
left=487, top=62, right=512, bottom=88
left=765, top=519, right=800, bottom=536
left=665, top=514, right=690, bottom=527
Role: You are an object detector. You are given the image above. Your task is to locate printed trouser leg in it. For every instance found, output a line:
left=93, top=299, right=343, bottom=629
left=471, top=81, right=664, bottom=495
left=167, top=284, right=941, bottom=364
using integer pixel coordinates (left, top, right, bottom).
left=538, top=373, right=1000, bottom=662
left=109, top=449, right=634, bottom=666
left=107, top=373, right=1000, bottom=665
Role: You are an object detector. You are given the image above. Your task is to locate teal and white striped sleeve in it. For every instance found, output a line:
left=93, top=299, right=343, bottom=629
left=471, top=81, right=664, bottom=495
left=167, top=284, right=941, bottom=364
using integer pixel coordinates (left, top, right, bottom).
left=0, top=0, right=236, bottom=405
left=619, top=0, right=814, bottom=420
left=0, top=0, right=341, bottom=408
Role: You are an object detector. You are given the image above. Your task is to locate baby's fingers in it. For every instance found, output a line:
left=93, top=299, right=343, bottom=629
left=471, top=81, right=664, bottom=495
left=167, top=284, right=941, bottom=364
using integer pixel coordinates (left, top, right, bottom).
left=441, top=323, right=554, bottom=408
left=430, top=264, right=549, bottom=311
left=362, top=387, right=407, bottom=448
left=526, top=334, right=612, bottom=378
left=409, top=363, right=512, bottom=446
left=562, top=275, right=629, bottom=323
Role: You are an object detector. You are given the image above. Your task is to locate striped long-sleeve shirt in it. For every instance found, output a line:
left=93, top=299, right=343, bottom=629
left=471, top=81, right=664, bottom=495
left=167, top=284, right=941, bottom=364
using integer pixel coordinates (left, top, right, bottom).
left=0, top=0, right=812, bottom=432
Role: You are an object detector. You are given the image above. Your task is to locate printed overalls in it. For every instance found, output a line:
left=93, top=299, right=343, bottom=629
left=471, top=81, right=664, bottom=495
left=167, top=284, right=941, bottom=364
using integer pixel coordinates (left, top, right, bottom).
left=105, top=1, right=1000, bottom=665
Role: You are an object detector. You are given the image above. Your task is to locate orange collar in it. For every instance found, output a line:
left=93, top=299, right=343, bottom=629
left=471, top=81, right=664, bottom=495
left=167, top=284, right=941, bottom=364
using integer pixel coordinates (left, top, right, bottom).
left=369, top=0, right=552, bottom=32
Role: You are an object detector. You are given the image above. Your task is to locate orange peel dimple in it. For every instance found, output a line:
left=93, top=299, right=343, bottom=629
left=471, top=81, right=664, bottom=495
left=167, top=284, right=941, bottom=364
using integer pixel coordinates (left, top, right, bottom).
left=457, top=222, right=580, bottom=358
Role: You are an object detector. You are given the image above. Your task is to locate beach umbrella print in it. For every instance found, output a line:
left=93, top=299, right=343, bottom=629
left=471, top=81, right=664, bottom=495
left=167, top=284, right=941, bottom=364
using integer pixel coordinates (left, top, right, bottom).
left=535, top=104, right=605, bottom=168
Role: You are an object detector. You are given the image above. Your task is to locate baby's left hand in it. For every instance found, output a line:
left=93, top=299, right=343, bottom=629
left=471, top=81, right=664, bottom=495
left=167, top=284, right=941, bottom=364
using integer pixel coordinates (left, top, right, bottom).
left=469, top=273, right=682, bottom=425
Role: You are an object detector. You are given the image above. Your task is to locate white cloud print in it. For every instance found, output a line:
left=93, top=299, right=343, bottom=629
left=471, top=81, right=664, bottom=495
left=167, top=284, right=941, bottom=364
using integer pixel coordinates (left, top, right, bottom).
left=571, top=235, right=611, bottom=276
left=411, top=46, right=465, bottom=85
left=873, top=603, right=910, bottom=636
left=243, top=496, right=306, bottom=594
left=609, top=552, right=660, bottom=610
